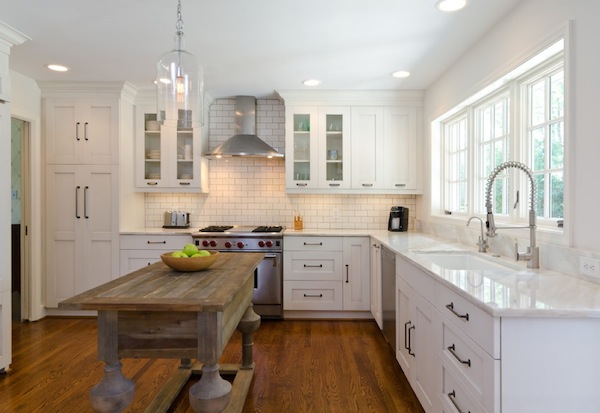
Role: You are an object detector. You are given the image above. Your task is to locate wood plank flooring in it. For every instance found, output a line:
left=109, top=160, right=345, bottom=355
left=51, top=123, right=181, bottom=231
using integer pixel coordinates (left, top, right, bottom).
left=1, top=317, right=425, bottom=413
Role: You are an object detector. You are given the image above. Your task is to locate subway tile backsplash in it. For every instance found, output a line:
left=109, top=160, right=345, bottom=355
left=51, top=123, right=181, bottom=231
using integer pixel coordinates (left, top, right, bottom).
left=144, top=98, right=417, bottom=230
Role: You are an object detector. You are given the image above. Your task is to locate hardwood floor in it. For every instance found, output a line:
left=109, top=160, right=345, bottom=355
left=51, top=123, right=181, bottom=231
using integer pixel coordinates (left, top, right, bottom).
left=1, top=317, right=425, bottom=413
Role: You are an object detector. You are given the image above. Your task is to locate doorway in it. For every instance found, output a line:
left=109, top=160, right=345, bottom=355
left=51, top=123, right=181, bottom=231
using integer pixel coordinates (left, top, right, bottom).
left=11, top=118, right=30, bottom=321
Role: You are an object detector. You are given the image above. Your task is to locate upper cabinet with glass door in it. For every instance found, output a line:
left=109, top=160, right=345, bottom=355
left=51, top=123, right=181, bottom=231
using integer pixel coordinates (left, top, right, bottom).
left=285, top=107, right=318, bottom=189
left=135, top=105, right=208, bottom=192
left=319, top=108, right=351, bottom=189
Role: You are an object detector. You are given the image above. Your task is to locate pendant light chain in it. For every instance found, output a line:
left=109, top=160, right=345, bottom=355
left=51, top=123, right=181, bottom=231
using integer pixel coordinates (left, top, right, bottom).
left=175, top=0, right=184, bottom=38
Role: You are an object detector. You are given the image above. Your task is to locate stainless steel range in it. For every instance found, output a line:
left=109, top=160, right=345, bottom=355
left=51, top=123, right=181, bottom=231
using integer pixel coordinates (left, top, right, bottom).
left=192, top=225, right=284, bottom=319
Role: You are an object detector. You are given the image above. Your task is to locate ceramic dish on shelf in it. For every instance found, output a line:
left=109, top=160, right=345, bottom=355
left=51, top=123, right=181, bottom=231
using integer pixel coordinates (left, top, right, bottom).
left=145, top=120, right=160, bottom=131
left=146, top=173, right=160, bottom=180
left=180, top=174, right=193, bottom=180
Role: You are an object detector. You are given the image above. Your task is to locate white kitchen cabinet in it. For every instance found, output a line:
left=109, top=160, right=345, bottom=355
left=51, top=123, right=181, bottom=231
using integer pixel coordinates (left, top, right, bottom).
left=45, top=164, right=120, bottom=307
left=284, top=106, right=351, bottom=191
left=283, top=236, right=370, bottom=313
left=396, top=258, right=438, bottom=413
left=119, top=234, right=193, bottom=275
left=370, top=241, right=383, bottom=328
left=135, top=105, right=208, bottom=192
left=342, top=237, right=370, bottom=311
left=43, top=97, right=119, bottom=165
left=351, top=106, right=419, bottom=191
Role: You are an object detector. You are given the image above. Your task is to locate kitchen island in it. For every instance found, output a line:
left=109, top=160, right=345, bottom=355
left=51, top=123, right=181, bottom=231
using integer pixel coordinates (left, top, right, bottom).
left=59, top=252, right=264, bottom=413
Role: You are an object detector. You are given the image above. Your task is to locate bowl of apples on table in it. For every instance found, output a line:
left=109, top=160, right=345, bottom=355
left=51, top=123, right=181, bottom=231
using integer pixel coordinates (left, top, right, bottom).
left=161, top=243, right=219, bottom=272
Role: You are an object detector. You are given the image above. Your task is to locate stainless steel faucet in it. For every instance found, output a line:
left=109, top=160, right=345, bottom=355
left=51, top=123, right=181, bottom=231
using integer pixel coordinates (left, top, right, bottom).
left=467, top=216, right=488, bottom=253
left=485, top=161, right=540, bottom=268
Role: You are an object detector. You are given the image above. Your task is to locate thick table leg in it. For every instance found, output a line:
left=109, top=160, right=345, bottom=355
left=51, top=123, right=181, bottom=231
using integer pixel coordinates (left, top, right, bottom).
left=236, top=304, right=261, bottom=370
left=189, top=312, right=232, bottom=413
left=90, top=311, right=135, bottom=413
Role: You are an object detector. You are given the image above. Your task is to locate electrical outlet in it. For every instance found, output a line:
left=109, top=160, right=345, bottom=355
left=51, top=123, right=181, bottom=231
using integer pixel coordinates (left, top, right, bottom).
left=580, top=257, right=600, bottom=277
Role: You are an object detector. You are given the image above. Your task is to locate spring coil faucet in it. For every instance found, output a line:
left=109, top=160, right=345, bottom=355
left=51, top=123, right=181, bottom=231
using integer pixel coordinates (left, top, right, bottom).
left=485, top=161, right=540, bottom=268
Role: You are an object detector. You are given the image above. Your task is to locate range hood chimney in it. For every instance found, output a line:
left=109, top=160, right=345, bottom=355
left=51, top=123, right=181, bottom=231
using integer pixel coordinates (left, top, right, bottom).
left=203, top=96, right=284, bottom=158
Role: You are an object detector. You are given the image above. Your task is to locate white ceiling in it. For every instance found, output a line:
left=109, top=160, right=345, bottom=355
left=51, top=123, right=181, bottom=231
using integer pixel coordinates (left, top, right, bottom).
left=2, top=0, right=521, bottom=99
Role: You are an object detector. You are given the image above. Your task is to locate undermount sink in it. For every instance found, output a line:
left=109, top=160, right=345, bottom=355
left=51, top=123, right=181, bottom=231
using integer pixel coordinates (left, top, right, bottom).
left=412, top=251, right=516, bottom=271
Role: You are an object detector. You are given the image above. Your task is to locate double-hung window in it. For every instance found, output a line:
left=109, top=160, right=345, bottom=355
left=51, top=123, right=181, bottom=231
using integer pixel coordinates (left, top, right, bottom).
left=436, top=39, right=565, bottom=232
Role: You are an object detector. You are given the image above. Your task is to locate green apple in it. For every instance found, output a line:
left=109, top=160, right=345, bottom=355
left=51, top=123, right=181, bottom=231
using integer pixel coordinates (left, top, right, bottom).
left=191, top=253, right=202, bottom=257
left=171, top=251, right=188, bottom=258
left=182, top=243, right=199, bottom=257
left=197, top=250, right=211, bottom=257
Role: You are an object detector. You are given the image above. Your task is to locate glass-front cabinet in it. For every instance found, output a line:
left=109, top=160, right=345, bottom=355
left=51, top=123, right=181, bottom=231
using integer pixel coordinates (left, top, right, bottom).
left=135, top=105, right=208, bottom=192
left=285, top=106, right=350, bottom=190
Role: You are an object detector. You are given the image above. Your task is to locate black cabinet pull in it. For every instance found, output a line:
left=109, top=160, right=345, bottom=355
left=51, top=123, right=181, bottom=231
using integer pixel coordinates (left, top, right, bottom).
left=446, top=302, right=469, bottom=321
left=179, top=182, right=190, bottom=185
left=146, top=182, right=158, bottom=186
left=395, top=183, right=406, bottom=187
left=345, top=264, right=349, bottom=283
left=448, top=344, right=471, bottom=367
left=448, top=391, right=469, bottom=413
left=404, top=321, right=411, bottom=351
left=75, top=122, right=81, bottom=141
left=84, top=122, right=89, bottom=141
left=303, top=242, right=322, bottom=246
left=147, top=240, right=167, bottom=244
left=362, top=183, right=373, bottom=187
left=75, top=186, right=81, bottom=219
left=303, top=293, right=323, bottom=298
left=296, top=183, right=308, bottom=187
left=329, top=183, right=340, bottom=187
left=303, top=264, right=323, bottom=268
left=84, top=186, right=89, bottom=219
left=408, top=325, right=415, bottom=356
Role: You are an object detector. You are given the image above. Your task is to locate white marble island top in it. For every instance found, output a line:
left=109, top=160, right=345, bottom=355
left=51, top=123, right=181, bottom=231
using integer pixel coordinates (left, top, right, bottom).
left=286, top=229, right=600, bottom=318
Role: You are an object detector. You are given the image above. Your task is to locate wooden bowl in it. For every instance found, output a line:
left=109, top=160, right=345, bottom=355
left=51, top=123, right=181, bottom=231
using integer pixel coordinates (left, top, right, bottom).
left=160, top=251, right=219, bottom=272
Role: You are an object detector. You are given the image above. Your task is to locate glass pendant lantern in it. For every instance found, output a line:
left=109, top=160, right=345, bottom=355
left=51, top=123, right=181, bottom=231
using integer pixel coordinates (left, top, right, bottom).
left=156, top=0, right=203, bottom=128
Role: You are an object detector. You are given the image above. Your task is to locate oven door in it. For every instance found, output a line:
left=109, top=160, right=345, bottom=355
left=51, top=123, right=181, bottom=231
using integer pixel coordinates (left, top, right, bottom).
left=252, top=252, right=282, bottom=306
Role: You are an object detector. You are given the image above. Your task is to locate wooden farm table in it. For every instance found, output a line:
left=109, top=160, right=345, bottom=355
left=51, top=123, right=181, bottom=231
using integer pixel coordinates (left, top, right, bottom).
left=59, top=252, right=264, bottom=413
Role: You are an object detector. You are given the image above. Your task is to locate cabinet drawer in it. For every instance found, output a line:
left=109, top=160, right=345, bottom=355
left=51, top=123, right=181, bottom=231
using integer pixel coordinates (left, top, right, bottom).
left=284, top=251, right=343, bottom=281
left=120, top=249, right=167, bottom=276
left=441, top=319, right=500, bottom=413
left=120, top=234, right=192, bottom=250
left=441, top=364, right=489, bottom=413
left=396, top=253, right=435, bottom=303
left=283, top=281, right=343, bottom=310
left=284, top=236, right=343, bottom=251
left=435, top=283, right=500, bottom=358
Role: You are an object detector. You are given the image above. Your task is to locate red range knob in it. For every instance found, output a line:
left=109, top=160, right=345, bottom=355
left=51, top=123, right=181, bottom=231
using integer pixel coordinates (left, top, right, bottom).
left=202, top=240, right=209, bottom=247
left=266, top=240, right=273, bottom=248
left=210, top=240, right=217, bottom=247
left=237, top=242, right=245, bottom=249
left=224, top=241, right=232, bottom=248
left=258, top=241, right=265, bottom=247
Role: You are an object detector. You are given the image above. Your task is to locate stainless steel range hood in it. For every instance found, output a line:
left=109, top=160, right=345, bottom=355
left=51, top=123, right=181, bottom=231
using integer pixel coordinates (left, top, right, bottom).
left=203, top=96, right=284, bottom=158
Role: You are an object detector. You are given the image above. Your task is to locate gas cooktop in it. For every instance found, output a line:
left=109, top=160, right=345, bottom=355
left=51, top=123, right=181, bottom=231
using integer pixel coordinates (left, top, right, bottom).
left=196, top=225, right=284, bottom=235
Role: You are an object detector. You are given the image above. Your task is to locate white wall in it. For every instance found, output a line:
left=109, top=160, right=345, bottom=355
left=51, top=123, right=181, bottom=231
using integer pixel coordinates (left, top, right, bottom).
left=420, top=0, right=600, bottom=252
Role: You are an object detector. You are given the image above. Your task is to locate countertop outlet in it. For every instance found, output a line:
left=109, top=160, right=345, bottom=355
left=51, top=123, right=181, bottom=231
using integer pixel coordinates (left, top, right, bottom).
left=580, top=256, right=600, bottom=278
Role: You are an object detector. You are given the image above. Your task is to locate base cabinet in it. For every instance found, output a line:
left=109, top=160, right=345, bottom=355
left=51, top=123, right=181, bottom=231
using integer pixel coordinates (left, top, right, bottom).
left=283, top=236, right=370, bottom=312
left=370, top=242, right=382, bottom=328
left=119, top=234, right=194, bottom=275
left=45, top=165, right=119, bottom=307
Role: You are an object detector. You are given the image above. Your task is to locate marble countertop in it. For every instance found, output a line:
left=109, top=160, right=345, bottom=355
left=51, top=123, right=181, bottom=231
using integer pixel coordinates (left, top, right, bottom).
left=121, top=227, right=600, bottom=318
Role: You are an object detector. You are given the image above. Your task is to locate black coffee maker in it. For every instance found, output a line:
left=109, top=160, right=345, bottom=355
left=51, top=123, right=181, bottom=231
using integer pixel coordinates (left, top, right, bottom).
left=388, top=206, right=409, bottom=232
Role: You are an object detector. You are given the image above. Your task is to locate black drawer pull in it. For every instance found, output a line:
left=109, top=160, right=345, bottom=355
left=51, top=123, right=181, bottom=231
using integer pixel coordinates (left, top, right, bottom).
left=448, top=391, right=469, bottom=413
left=303, top=242, right=323, bottom=246
left=296, top=183, right=308, bottom=187
left=329, top=183, right=340, bottom=187
left=448, top=344, right=471, bottom=367
left=303, top=293, right=323, bottom=298
left=147, top=240, right=167, bottom=244
left=446, top=302, right=469, bottom=321
left=362, top=183, right=373, bottom=187
left=146, top=182, right=158, bottom=186
left=395, top=183, right=406, bottom=187
left=179, top=182, right=190, bottom=185
left=304, top=264, right=323, bottom=268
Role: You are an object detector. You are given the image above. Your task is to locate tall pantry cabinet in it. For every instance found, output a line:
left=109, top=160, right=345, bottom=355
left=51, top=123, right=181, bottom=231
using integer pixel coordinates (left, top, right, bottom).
left=41, top=82, right=135, bottom=308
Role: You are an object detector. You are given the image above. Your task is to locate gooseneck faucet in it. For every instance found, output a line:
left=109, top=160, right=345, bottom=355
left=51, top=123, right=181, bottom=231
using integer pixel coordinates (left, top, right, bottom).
left=485, top=161, right=540, bottom=268
left=467, top=216, right=488, bottom=253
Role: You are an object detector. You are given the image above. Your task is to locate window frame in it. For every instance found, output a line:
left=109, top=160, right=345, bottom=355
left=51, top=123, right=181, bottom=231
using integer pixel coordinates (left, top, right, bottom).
left=434, top=43, right=566, bottom=236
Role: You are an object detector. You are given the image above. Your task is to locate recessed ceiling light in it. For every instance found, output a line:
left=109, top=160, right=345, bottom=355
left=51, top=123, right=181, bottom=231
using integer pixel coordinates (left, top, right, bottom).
left=392, top=70, right=411, bottom=79
left=302, top=79, right=321, bottom=86
left=435, top=0, right=467, bottom=12
left=46, top=64, right=69, bottom=72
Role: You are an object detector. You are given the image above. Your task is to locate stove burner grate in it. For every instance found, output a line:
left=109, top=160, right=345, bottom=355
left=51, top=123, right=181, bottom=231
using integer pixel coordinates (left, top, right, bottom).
left=199, top=225, right=234, bottom=232
left=252, top=226, right=283, bottom=233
